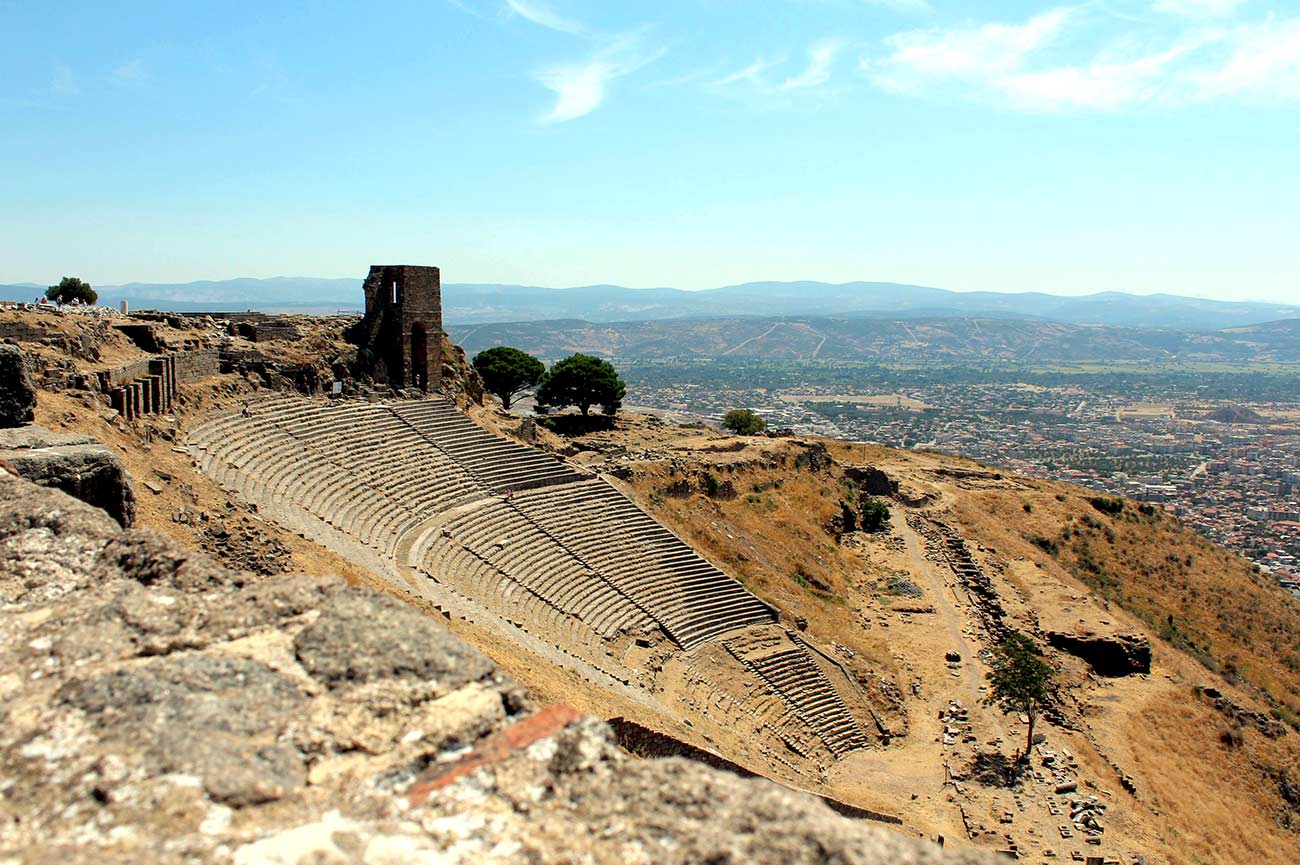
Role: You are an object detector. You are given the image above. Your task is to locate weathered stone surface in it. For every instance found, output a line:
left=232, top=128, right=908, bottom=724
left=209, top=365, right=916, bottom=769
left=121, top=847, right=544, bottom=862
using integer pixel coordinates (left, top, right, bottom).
left=0, top=424, right=136, bottom=526
left=59, top=654, right=307, bottom=806
left=1046, top=630, right=1152, bottom=676
left=0, top=470, right=122, bottom=605
left=294, top=588, right=496, bottom=690
left=0, top=344, right=37, bottom=427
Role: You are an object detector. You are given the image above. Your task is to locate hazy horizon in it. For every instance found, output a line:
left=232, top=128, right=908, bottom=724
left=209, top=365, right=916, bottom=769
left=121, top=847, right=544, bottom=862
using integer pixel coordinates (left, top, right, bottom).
left=3, top=273, right=1297, bottom=307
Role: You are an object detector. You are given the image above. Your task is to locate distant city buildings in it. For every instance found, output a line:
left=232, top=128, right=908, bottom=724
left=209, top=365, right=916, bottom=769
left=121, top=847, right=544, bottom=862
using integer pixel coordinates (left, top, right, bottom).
left=622, top=370, right=1300, bottom=599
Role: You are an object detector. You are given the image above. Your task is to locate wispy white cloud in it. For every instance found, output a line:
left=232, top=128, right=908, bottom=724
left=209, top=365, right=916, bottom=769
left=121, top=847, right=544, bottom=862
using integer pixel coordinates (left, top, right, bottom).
left=713, top=57, right=784, bottom=88
left=995, top=37, right=1208, bottom=109
left=1189, top=18, right=1300, bottom=101
left=863, top=7, right=1300, bottom=110
left=709, top=41, right=847, bottom=94
left=506, top=0, right=585, bottom=36
left=51, top=62, right=78, bottom=95
left=536, top=35, right=661, bottom=123
left=1153, top=0, right=1244, bottom=18
left=537, top=58, right=619, bottom=121
left=781, top=39, right=845, bottom=89
left=867, top=6, right=1073, bottom=89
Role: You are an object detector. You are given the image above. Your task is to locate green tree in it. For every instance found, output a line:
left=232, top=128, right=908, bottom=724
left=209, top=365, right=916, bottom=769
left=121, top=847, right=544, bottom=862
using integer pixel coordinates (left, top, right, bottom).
left=536, top=353, right=626, bottom=416
left=985, top=631, right=1054, bottom=762
left=722, top=408, right=767, bottom=435
left=472, top=346, right=545, bottom=410
left=46, top=277, right=97, bottom=305
left=859, top=497, right=891, bottom=532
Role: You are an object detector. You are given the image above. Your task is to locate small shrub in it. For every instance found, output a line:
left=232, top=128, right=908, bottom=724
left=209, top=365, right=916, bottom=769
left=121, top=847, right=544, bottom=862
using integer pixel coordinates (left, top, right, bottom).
left=1028, top=535, right=1058, bottom=555
left=1089, top=496, right=1124, bottom=516
left=859, top=498, right=891, bottom=532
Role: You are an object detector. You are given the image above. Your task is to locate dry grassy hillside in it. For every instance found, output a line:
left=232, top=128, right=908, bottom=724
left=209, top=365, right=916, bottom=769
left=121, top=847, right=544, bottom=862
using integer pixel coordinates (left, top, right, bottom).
left=561, top=418, right=1300, bottom=865
left=951, top=486, right=1300, bottom=730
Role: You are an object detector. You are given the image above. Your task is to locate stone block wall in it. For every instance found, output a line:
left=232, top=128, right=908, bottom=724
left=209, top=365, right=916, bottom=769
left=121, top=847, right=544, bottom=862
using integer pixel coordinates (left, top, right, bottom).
left=237, top=321, right=300, bottom=342
left=175, top=348, right=219, bottom=383
left=99, top=358, right=152, bottom=390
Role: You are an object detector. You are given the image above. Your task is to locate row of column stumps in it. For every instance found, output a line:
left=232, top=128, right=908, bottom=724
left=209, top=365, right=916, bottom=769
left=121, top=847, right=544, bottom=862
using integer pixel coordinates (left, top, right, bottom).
left=104, top=354, right=177, bottom=421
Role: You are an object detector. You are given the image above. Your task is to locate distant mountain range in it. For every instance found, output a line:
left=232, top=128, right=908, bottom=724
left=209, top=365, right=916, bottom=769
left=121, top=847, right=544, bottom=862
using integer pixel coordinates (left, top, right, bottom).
left=449, top=315, right=1300, bottom=365
left=3, top=276, right=1297, bottom=331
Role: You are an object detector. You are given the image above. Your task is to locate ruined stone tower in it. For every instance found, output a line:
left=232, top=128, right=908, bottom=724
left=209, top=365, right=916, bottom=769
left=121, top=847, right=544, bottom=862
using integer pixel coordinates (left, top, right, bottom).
left=352, top=265, right=443, bottom=391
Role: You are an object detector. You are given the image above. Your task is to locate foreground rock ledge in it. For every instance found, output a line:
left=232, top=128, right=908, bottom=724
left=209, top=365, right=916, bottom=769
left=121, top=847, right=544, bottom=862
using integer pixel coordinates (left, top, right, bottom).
left=0, top=424, right=136, bottom=527
left=0, top=472, right=993, bottom=865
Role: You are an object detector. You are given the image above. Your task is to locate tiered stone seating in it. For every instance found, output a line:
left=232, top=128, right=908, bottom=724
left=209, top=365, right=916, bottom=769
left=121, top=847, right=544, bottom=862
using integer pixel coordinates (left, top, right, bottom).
left=511, top=479, right=776, bottom=648
left=188, top=399, right=482, bottom=557
left=417, top=526, right=628, bottom=678
left=188, top=394, right=869, bottom=763
left=391, top=400, right=584, bottom=492
left=743, top=648, right=870, bottom=757
left=430, top=500, right=656, bottom=638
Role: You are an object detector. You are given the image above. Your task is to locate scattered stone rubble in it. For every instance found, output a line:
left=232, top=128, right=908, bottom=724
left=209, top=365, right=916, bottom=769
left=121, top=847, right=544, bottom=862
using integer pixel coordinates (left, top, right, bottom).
left=0, top=466, right=999, bottom=865
left=196, top=515, right=294, bottom=576
left=941, top=700, right=976, bottom=748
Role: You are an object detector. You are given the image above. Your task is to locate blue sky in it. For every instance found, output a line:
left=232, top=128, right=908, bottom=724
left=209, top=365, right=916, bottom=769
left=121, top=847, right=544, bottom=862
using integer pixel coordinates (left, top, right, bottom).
left=2, top=0, right=1298, bottom=301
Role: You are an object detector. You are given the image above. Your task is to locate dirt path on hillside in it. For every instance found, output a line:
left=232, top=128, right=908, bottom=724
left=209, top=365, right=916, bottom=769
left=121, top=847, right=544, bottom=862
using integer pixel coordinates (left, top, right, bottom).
left=826, top=518, right=972, bottom=841
left=826, top=515, right=1029, bottom=849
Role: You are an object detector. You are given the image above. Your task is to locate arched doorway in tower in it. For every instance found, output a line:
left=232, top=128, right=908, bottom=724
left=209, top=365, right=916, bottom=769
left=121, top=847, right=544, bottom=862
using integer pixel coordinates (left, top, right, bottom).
left=410, top=323, right=429, bottom=391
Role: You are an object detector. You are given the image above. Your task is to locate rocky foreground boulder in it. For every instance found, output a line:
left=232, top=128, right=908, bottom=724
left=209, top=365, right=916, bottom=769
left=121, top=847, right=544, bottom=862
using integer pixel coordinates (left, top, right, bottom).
left=0, top=344, right=37, bottom=427
left=0, top=472, right=994, bottom=865
left=0, top=425, right=136, bottom=526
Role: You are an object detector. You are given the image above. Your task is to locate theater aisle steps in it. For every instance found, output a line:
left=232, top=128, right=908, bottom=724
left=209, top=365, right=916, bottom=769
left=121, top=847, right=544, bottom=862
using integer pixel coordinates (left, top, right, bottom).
left=390, top=399, right=584, bottom=492
left=726, top=636, right=872, bottom=758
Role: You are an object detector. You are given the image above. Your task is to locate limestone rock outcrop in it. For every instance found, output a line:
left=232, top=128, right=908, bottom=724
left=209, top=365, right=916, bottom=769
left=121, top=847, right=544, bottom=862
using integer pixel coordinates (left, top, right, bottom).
left=0, top=344, right=37, bottom=427
left=0, top=471, right=994, bottom=865
left=1045, top=630, right=1152, bottom=677
left=845, top=465, right=899, bottom=497
left=0, top=425, right=136, bottom=526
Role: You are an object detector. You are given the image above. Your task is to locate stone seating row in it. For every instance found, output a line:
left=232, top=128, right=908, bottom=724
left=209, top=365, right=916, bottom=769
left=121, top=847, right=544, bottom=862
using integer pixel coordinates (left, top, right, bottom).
left=188, top=409, right=425, bottom=557
left=417, top=529, right=630, bottom=680
left=511, top=480, right=776, bottom=648
left=423, top=501, right=655, bottom=639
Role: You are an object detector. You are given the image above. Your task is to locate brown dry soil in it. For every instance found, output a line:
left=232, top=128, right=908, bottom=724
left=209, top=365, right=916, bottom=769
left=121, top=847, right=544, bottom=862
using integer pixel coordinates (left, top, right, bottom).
left=16, top=310, right=1300, bottom=865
